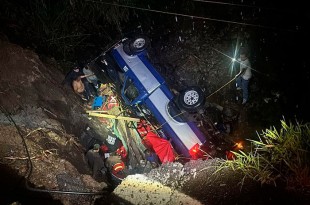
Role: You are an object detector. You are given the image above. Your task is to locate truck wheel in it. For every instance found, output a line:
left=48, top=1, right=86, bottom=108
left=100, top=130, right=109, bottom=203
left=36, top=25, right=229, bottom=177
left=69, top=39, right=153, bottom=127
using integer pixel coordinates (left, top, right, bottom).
left=178, top=86, right=205, bottom=112
left=129, top=35, right=150, bottom=54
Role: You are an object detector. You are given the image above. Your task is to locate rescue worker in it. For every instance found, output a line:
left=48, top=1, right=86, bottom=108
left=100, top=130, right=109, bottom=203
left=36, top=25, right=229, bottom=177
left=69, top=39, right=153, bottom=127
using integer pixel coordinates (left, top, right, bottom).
left=105, top=155, right=127, bottom=188
left=83, top=63, right=99, bottom=92
left=104, top=129, right=123, bottom=153
left=236, top=49, right=252, bottom=105
left=85, top=144, right=107, bottom=181
left=63, top=65, right=94, bottom=101
left=144, top=149, right=160, bottom=168
left=62, top=65, right=84, bottom=86
left=100, top=130, right=127, bottom=162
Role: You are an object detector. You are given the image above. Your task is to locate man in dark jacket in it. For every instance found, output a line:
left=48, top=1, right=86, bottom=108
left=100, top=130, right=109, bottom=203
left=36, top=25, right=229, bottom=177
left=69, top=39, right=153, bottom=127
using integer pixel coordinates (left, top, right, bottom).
left=105, top=130, right=122, bottom=153
left=63, top=65, right=93, bottom=100
left=85, top=144, right=107, bottom=181
left=63, top=65, right=84, bottom=85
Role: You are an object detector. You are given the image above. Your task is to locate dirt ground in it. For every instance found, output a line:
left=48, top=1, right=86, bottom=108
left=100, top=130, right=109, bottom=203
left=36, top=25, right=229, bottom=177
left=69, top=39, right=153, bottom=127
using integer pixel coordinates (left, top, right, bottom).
left=0, top=38, right=309, bottom=205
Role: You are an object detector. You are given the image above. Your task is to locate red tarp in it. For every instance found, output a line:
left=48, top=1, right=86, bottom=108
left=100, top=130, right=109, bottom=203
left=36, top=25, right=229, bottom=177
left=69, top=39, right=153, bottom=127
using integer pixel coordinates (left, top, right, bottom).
left=143, top=132, right=176, bottom=163
left=137, top=120, right=175, bottom=163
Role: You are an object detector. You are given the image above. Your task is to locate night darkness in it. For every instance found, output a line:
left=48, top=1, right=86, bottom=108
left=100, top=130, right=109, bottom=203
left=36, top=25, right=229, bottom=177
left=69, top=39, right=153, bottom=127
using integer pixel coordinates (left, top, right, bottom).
left=0, top=0, right=309, bottom=121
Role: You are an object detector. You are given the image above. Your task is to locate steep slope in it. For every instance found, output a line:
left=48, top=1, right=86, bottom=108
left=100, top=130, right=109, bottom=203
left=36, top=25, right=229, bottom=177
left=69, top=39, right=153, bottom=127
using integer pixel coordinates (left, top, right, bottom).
left=0, top=39, right=108, bottom=204
left=1, top=38, right=309, bottom=205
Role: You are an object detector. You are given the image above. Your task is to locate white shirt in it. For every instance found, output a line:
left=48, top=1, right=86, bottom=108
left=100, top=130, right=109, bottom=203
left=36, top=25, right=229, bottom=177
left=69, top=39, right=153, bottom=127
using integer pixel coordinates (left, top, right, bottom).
left=238, top=58, right=252, bottom=80
left=83, top=67, right=98, bottom=82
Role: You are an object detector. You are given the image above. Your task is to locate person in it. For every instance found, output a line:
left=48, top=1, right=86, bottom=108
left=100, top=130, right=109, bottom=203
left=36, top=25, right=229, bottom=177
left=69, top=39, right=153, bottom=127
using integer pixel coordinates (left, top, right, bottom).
left=103, top=129, right=123, bottom=154
left=72, top=76, right=91, bottom=101
left=236, top=50, right=252, bottom=105
left=105, top=155, right=127, bottom=188
left=63, top=65, right=93, bottom=101
left=85, top=144, right=107, bottom=181
left=83, top=63, right=99, bottom=90
left=63, top=65, right=84, bottom=86
left=144, top=149, right=160, bottom=168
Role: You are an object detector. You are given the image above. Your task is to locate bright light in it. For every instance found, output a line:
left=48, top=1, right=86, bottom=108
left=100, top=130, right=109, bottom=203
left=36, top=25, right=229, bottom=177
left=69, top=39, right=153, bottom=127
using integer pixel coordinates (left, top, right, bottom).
left=211, top=38, right=241, bottom=77
left=229, top=38, right=241, bottom=76
left=233, top=141, right=244, bottom=150
left=189, top=143, right=200, bottom=158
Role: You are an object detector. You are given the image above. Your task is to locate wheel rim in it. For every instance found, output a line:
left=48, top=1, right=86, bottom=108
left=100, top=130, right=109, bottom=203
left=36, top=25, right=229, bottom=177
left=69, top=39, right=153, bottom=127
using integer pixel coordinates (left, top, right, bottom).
left=184, top=90, right=199, bottom=105
left=133, top=38, right=146, bottom=49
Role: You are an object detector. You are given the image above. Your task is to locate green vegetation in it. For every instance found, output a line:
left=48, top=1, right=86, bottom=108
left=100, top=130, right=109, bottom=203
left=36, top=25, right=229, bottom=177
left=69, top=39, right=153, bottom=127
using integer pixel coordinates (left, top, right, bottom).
left=218, top=119, right=310, bottom=193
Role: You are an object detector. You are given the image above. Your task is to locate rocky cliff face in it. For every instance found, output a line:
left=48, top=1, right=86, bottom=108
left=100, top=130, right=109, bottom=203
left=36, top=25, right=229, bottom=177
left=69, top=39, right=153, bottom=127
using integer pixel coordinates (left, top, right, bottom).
left=0, top=39, right=89, bottom=134
left=0, top=39, right=109, bottom=204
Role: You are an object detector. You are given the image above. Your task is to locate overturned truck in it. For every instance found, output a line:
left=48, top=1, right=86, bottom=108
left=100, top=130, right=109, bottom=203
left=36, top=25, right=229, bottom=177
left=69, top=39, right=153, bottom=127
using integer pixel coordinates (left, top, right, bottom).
left=92, top=35, right=210, bottom=161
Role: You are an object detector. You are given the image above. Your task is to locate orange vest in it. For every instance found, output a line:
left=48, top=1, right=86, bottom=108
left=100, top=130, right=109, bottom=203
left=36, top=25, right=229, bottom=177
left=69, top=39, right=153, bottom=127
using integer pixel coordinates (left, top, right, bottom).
left=112, top=161, right=125, bottom=174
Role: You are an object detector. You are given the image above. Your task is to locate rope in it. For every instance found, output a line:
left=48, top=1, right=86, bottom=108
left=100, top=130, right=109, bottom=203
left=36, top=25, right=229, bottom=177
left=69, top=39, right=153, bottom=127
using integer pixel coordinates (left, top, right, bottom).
left=206, top=72, right=240, bottom=99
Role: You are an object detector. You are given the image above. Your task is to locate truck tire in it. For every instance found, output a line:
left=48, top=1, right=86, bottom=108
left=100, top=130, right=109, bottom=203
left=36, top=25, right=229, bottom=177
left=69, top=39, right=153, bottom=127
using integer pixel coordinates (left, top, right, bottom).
left=178, top=86, right=205, bottom=112
left=123, top=35, right=150, bottom=55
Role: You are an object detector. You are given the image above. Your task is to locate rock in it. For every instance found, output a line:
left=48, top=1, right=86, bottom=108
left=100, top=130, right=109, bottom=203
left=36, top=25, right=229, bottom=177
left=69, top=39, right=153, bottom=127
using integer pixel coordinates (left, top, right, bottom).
left=112, top=174, right=202, bottom=205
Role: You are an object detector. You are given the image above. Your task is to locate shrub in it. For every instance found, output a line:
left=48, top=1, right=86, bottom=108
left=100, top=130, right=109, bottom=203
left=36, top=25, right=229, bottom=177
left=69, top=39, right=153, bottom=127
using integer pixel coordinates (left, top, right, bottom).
left=218, top=119, right=310, bottom=193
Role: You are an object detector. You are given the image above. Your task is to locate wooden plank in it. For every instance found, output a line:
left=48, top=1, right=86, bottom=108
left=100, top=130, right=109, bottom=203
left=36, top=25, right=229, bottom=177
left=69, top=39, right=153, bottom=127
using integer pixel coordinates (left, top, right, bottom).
left=86, top=110, right=108, bottom=113
left=88, top=113, right=140, bottom=122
